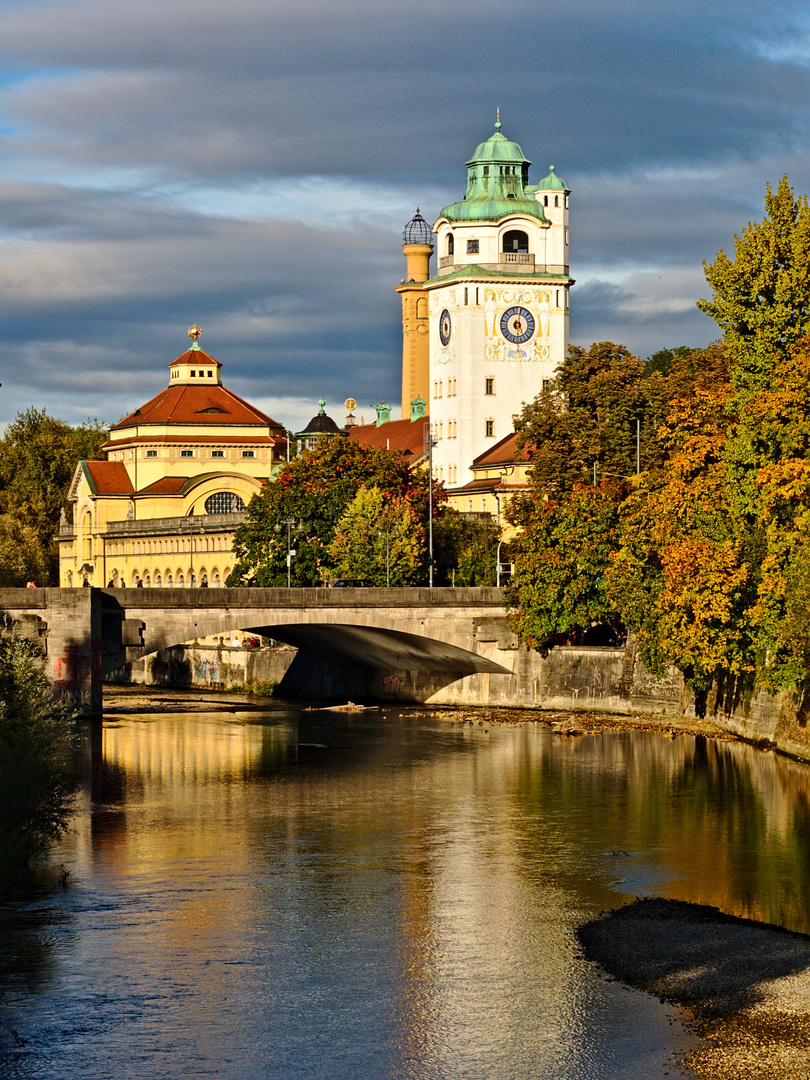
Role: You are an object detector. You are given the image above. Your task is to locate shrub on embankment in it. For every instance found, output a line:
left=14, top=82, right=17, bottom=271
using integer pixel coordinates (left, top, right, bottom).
left=0, top=626, right=77, bottom=893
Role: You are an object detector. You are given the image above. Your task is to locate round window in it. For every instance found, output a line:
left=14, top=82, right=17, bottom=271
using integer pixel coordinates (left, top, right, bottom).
left=204, top=492, right=246, bottom=515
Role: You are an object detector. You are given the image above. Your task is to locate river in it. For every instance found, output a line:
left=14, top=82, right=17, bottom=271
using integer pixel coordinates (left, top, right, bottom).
left=2, top=694, right=810, bottom=1079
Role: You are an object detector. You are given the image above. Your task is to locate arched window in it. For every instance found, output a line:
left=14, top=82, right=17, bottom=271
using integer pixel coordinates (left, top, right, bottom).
left=154, top=572, right=162, bottom=587
left=213, top=573, right=221, bottom=587
left=166, top=571, right=173, bottom=587
left=81, top=512, right=93, bottom=562
left=502, top=230, right=529, bottom=253
left=144, top=573, right=151, bottom=587
left=177, top=572, right=185, bottom=586
left=447, top=233, right=454, bottom=255
left=204, top=492, right=246, bottom=515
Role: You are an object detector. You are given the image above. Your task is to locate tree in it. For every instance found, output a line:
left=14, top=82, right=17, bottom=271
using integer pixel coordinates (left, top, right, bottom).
left=0, top=515, right=50, bottom=587
left=698, top=176, right=810, bottom=396
left=0, top=409, right=109, bottom=583
left=328, top=486, right=424, bottom=586
left=605, top=370, right=754, bottom=689
left=504, top=483, right=625, bottom=649
left=644, top=346, right=694, bottom=378
left=0, top=625, right=77, bottom=891
left=433, top=512, right=500, bottom=586
left=227, top=438, right=438, bottom=586
left=698, top=178, right=810, bottom=538
left=505, top=342, right=726, bottom=663
left=513, top=341, right=650, bottom=496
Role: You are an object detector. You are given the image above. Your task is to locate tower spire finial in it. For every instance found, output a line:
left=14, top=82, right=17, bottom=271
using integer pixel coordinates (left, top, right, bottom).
left=495, top=106, right=501, bottom=131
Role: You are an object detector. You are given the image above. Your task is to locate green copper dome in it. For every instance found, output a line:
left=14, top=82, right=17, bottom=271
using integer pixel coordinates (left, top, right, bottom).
left=467, top=122, right=529, bottom=167
left=534, top=164, right=568, bottom=191
left=438, top=120, right=548, bottom=224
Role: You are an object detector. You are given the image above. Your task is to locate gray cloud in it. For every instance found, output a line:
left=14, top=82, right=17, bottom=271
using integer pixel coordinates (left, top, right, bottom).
left=0, top=0, right=808, bottom=429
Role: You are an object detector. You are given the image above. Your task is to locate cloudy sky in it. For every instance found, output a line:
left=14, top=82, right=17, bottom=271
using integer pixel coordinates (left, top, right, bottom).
left=1, top=0, right=809, bottom=431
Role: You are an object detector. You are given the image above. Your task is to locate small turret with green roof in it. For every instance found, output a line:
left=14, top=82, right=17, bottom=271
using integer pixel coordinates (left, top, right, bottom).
left=437, top=115, right=550, bottom=224
left=533, top=164, right=568, bottom=192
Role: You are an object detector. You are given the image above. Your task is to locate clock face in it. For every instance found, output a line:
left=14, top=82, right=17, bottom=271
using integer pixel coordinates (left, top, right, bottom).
left=439, top=309, right=452, bottom=346
left=500, top=305, right=536, bottom=344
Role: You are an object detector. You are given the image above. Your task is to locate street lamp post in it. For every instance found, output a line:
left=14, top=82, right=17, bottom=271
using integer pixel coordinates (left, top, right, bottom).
left=423, top=421, right=437, bottom=587
left=496, top=540, right=513, bottom=587
left=377, top=525, right=391, bottom=587
left=275, top=517, right=302, bottom=587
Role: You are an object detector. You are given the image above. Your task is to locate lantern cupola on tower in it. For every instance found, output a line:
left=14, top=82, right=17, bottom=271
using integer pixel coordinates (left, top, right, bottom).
left=168, top=326, right=224, bottom=386
left=397, top=208, right=434, bottom=417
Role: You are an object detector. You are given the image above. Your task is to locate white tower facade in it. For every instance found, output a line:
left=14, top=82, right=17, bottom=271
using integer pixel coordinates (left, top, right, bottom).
left=424, top=121, right=572, bottom=489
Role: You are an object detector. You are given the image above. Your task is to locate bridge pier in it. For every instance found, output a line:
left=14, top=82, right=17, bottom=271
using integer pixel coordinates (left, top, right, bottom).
left=0, top=588, right=104, bottom=715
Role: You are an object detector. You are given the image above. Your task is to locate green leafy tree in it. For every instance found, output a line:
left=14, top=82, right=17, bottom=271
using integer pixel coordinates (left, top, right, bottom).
left=505, top=342, right=725, bottom=659
left=0, top=515, right=50, bottom=587
left=504, top=483, right=624, bottom=649
left=0, top=409, right=109, bottom=583
left=433, top=512, right=500, bottom=586
left=513, top=341, right=650, bottom=497
left=698, top=176, right=810, bottom=396
left=644, top=346, right=694, bottom=378
left=0, top=625, right=77, bottom=891
left=328, top=486, right=424, bottom=585
left=227, top=438, right=438, bottom=586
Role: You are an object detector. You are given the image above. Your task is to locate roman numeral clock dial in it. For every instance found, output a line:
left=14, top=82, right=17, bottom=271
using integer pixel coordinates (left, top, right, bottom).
left=439, top=309, right=452, bottom=346
left=500, top=305, right=536, bottom=344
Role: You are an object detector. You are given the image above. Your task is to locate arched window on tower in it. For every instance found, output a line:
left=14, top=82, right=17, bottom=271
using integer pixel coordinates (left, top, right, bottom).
left=447, top=233, right=454, bottom=256
left=502, top=230, right=529, bottom=254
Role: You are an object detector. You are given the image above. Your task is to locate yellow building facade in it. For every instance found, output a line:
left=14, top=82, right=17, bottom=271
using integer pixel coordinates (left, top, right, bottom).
left=447, top=432, right=530, bottom=538
left=59, top=329, right=286, bottom=588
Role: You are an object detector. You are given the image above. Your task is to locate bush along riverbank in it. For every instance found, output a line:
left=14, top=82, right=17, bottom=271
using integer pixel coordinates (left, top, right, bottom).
left=0, top=625, right=78, bottom=895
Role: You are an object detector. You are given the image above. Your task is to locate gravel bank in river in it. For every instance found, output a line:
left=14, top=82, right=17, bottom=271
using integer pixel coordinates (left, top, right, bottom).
left=578, top=898, right=810, bottom=1078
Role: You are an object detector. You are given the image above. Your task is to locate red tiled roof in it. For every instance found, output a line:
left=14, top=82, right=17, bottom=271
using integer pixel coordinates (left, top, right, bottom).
left=471, top=431, right=530, bottom=468
left=169, top=348, right=222, bottom=369
left=84, top=461, right=134, bottom=495
left=348, top=417, right=427, bottom=457
left=112, top=384, right=282, bottom=432
left=451, top=475, right=529, bottom=495
left=136, top=477, right=190, bottom=495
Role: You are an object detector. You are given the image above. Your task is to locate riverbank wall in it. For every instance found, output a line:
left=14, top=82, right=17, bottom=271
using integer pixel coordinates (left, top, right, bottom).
left=105, top=636, right=810, bottom=761
left=105, top=642, right=298, bottom=695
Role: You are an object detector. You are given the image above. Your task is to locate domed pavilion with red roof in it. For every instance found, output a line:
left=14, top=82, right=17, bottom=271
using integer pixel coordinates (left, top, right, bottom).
left=59, top=327, right=287, bottom=588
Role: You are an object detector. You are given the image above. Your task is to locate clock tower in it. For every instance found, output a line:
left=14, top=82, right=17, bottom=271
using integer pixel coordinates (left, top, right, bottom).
left=423, top=119, right=573, bottom=489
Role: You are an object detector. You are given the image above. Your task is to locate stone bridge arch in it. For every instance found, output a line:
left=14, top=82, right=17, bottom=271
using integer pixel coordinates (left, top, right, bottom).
left=108, top=586, right=512, bottom=679
left=0, top=586, right=518, bottom=713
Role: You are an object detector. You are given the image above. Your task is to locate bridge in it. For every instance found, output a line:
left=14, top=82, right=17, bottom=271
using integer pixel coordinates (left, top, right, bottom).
left=0, top=586, right=519, bottom=714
